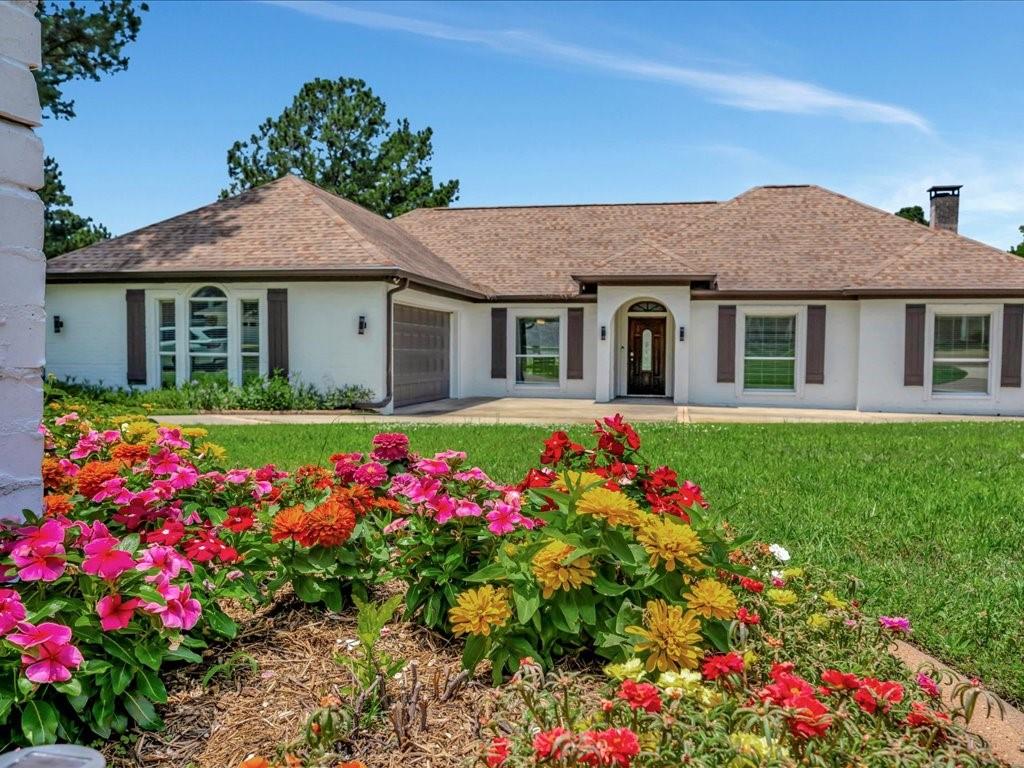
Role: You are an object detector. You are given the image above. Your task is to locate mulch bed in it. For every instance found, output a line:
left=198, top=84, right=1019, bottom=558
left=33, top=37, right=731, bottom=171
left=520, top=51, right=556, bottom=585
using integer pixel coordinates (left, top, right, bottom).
left=104, top=597, right=500, bottom=768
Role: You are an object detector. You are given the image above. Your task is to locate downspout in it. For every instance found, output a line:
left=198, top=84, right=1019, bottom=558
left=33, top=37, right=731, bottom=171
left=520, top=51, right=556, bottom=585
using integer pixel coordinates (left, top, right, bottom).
left=358, top=276, right=409, bottom=411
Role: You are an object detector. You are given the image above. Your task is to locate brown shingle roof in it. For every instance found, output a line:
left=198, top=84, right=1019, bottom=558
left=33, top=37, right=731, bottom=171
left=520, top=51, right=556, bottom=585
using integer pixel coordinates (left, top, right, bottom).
left=48, top=177, right=1024, bottom=297
left=46, top=175, right=484, bottom=295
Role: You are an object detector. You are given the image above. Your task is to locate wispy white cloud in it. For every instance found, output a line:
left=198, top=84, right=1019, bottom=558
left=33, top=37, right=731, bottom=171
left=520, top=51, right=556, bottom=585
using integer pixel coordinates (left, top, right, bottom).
left=263, top=0, right=930, bottom=132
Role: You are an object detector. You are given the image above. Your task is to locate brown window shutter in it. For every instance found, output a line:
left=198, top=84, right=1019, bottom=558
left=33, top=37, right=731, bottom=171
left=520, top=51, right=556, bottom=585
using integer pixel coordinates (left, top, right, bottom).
left=491, top=308, right=507, bottom=378
left=566, top=307, right=584, bottom=379
left=126, top=289, right=146, bottom=385
left=716, top=305, right=736, bottom=383
left=1001, top=304, right=1023, bottom=387
left=267, top=289, right=289, bottom=377
left=904, top=304, right=925, bottom=386
left=805, top=305, right=826, bottom=385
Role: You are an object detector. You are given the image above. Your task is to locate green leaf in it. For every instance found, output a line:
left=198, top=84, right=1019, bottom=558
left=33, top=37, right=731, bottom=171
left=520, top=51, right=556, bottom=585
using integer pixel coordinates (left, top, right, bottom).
left=118, top=532, right=141, bottom=553
left=111, top=664, right=133, bottom=695
left=53, top=678, right=82, bottom=697
left=135, top=668, right=168, bottom=704
left=27, top=598, right=69, bottom=623
left=292, top=575, right=325, bottom=603
left=165, top=646, right=203, bottom=664
left=204, top=607, right=238, bottom=639
left=514, top=590, right=539, bottom=625
left=703, top=621, right=732, bottom=653
left=463, top=563, right=507, bottom=583
left=133, top=642, right=164, bottom=671
left=594, top=574, right=629, bottom=597
left=123, top=689, right=163, bottom=730
left=101, top=635, right=136, bottom=664
left=21, top=700, right=59, bottom=745
left=556, top=596, right=580, bottom=633
left=461, top=634, right=488, bottom=672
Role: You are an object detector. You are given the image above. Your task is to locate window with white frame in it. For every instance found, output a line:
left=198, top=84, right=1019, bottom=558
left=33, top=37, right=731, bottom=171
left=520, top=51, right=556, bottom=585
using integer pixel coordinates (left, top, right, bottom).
left=188, top=286, right=229, bottom=381
left=932, top=314, right=990, bottom=394
left=158, top=299, right=176, bottom=388
left=743, top=314, right=796, bottom=390
left=515, top=316, right=560, bottom=384
left=240, top=299, right=261, bottom=383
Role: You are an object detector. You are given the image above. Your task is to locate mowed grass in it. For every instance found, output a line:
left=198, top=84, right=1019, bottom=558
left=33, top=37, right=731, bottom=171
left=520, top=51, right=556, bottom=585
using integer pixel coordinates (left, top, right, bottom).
left=205, top=421, right=1024, bottom=704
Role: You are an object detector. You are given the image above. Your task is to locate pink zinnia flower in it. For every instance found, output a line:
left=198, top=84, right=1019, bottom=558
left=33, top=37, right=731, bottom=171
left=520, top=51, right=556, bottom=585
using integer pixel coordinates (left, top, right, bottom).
left=21, top=640, right=83, bottom=683
left=353, top=461, right=388, bottom=487
left=96, top=594, right=141, bottom=631
left=82, top=536, right=135, bottom=581
left=370, top=432, right=409, bottom=462
left=0, top=589, right=26, bottom=634
left=7, top=621, right=73, bottom=649
left=879, top=616, right=911, bottom=633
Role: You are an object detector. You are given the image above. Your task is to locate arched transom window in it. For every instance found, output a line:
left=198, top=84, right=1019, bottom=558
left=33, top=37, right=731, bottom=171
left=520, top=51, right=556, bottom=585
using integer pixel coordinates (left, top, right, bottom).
left=189, top=286, right=228, bottom=380
left=628, top=301, right=666, bottom=313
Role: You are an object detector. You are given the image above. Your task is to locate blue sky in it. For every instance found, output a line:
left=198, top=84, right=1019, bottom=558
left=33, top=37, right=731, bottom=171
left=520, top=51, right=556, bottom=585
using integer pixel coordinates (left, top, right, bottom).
left=42, top=0, right=1024, bottom=249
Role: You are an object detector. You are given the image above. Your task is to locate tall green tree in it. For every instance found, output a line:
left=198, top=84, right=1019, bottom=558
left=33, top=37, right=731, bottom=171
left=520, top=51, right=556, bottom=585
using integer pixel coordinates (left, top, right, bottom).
left=222, top=77, right=459, bottom=217
left=36, top=0, right=148, bottom=257
left=1010, top=226, right=1024, bottom=257
left=895, top=205, right=929, bottom=226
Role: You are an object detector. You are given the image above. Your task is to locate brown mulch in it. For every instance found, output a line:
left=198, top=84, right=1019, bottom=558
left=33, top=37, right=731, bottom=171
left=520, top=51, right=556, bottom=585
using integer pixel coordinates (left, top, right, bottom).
left=104, top=598, right=499, bottom=768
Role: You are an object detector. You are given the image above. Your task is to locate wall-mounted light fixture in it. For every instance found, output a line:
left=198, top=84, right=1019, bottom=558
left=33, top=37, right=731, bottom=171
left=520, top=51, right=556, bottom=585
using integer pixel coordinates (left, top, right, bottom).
left=600, top=325, right=607, bottom=341
left=358, top=315, right=367, bottom=335
left=678, top=325, right=686, bottom=342
left=53, top=315, right=64, bottom=334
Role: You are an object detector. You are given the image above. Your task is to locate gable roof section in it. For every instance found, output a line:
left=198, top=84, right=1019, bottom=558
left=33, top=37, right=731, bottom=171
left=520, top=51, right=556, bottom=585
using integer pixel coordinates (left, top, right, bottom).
left=46, top=175, right=485, bottom=296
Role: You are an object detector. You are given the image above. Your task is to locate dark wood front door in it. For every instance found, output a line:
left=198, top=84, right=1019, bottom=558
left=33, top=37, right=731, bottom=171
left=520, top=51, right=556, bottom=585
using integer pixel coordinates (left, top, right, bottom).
left=627, top=316, right=666, bottom=395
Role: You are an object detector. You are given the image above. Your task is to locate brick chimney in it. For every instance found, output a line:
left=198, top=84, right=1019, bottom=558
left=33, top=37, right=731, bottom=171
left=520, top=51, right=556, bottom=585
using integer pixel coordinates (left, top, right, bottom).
left=928, top=185, right=962, bottom=233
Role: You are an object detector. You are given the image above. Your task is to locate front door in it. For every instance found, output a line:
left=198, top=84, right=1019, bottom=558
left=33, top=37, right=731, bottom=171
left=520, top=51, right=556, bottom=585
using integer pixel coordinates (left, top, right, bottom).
left=627, top=316, right=666, bottom=395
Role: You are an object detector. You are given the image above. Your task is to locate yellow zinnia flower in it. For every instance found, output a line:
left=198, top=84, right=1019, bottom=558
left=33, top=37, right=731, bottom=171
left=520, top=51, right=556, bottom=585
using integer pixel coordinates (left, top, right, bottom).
left=201, top=442, right=227, bottom=461
left=532, top=540, right=596, bottom=599
left=635, top=517, right=705, bottom=572
left=448, top=585, right=512, bottom=637
left=576, top=486, right=644, bottom=527
left=766, top=588, right=798, bottom=607
left=626, top=599, right=703, bottom=672
left=684, top=578, right=738, bottom=621
left=181, top=427, right=208, bottom=438
left=553, top=470, right=606, bottom=492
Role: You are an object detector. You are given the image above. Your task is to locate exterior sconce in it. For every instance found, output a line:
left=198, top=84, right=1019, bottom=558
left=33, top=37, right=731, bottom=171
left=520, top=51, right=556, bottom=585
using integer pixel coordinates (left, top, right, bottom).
left=678, top=325, right=685, bottom=341
left=53, top=315, right=64, bottom=334
left=600, top=325, right=607, bottom=340
left=358, top=315, right=367, bottom=335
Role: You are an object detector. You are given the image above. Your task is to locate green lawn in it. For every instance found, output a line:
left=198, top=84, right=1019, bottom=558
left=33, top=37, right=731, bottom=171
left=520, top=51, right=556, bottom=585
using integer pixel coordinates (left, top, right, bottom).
left=205, top=421, right=1024, bottom=704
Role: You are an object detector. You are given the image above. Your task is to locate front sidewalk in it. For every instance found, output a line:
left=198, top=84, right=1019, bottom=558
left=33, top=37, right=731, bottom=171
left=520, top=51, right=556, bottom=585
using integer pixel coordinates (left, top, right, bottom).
left=155, top=397, right=1023, bottom=426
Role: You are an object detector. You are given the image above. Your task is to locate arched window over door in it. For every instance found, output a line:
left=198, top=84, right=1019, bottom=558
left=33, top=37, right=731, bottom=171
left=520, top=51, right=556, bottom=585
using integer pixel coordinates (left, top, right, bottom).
left=628, top=301, right=666, bottom=313
left=189, top=286, right=228, bottom=380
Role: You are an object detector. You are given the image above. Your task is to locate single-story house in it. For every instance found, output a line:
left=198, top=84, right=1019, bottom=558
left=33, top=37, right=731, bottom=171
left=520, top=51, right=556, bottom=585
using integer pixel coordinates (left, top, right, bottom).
left=45, top=176, right=1024, bottom=415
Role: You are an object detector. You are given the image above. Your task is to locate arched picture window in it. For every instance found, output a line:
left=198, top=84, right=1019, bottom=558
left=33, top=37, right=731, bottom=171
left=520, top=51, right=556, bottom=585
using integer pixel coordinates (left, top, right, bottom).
left=189, top=287, right=228, bottom=380
left=628, top=301, right=666, bottom=313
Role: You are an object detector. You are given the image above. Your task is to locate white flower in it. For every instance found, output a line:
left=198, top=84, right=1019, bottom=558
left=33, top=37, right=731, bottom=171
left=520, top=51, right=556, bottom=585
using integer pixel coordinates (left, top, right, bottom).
left=770, top=569, right=783, bottom=580
left=768, top=544, right=791, bottom=562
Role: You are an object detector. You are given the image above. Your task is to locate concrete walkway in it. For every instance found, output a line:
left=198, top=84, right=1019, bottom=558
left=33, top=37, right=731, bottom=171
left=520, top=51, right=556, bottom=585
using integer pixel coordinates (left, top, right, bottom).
left=156, top=397, right=1024, bottom=426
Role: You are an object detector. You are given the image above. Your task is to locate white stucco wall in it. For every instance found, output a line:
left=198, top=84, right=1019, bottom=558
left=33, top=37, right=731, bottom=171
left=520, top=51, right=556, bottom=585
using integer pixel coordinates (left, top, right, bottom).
left=689, top=299, right=860, bottom=409
left=0, top=0, right=44, bottom=517
left=45, top=281, right=389, bottom=398
left=857, top=299, right=1024, bottom=415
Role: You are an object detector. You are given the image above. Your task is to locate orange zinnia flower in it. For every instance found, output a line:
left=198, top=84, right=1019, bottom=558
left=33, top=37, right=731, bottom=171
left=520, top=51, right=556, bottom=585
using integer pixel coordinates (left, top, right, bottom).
left=111, top=442, right=152, bottom=465
left=238, top=757, right=270, bottom=768
left=299, top=499, right=356, bottom=548
left=295, top=464, right=334, bottom=490
left=42, top=457, right=69, bottom=491
left=372, top=497, right=402, bottom=514
left=270, top=505, right=307, bottom=543
left=76, top=460, right=122, bottom=500
left=43, top=493, right=74, bottom=517
left=332, top=484, right=376, bottom=517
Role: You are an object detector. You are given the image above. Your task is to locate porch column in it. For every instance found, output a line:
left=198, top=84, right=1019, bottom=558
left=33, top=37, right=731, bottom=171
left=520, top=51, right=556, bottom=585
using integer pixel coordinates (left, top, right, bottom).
left=595, top=288, right=616, bottom=402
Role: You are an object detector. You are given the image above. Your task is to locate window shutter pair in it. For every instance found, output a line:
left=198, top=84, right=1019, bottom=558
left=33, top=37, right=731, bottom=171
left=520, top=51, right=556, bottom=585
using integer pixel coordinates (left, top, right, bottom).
left=489, top=307, right=585, bottom=380
left=124, top=288, right=290, bottom=385
left=716, top=305, right=825, bottom=384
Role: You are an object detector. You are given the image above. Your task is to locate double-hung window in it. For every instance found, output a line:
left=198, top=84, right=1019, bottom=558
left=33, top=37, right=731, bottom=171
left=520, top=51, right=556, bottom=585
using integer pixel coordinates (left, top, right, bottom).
left=932, top=314, right=990, bottom=394
left=240, top=299, right=261, bottom=383
left=158, top=299, right=177, bottom=388
left=515, top=317, right=560, bottom=384
left=743, top=315, right=796, bottom=391
left=188, top=287, right=229, bottom=381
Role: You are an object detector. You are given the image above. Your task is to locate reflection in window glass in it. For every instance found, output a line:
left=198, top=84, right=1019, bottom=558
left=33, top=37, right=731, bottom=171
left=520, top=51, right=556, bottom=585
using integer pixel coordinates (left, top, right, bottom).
left=240, top=299, right=260, bottom=383
left=158, top=300, right=176, bottom=388
left=515, top=317, right=560, bottom=384
left=189, top=286, right=228, bottom=381
left=743, top=315, right=796, bottom=390
left=932, top=314, right=989, bottom=394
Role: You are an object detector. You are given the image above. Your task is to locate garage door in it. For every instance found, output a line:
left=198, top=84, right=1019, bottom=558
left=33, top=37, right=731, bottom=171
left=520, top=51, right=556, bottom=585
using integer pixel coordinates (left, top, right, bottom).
left=393, top=304, right=451, bottom=407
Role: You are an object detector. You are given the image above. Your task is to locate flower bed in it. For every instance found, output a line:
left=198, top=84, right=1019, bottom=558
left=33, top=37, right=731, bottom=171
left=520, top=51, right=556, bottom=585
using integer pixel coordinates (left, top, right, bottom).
left=4, top=406, right=1006, bottom=766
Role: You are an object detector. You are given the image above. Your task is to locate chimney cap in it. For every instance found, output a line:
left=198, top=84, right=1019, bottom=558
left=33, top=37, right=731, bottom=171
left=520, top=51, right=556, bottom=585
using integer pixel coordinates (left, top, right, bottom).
left=927, top=185, right=962, bottom=198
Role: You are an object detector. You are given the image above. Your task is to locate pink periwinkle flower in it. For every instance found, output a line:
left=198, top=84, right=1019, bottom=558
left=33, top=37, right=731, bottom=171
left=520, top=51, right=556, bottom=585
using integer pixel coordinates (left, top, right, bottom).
left=406, top=477, right=441, bottom=505
left=69, top=431, right=103, bottom=460
left=383, top=518, right=410, bottom=534
left=144, top=583, right=201, bottom=630
left=16, top=520, right=67, bottom=554
left=96, top=594, right=142, bottom=631
left=370, top=432, right=409, bottom=462
left=454, top=467, right=492, bottom=484
left=251, top=480, right=273, bottom=499
left=136, top=545, right=193, bottom=584
left=353, top=461, right=388, bottom=487
left=21, top=640, right=84, bottom=683
left=101, top=430, right=121, bottom=443
left=224, top=468, right=251, bottom=484
left=485, top=502, right=523, bottom=535
left=387, top=473, right=417, bottom=497
left=92, top=476, right=132, bottom=504
left=149, top=448, right=182, bottom=475
left=454, top=500, right=482, bottom=518
left=433, top=449, right=467, bottom=463
left=429, top=494, right=456, bottom=524
left=879, top=616, right=911, bottom=633
left=7, top=621, right=73, bottom=649
left=0, top=589, right=26, bottom=634
left=81, top=536, right=135, bottom=581
left=156, top=427, right=190, bottom=450
left=167, top=465, right=199, bottom=490
left=54, top=412, right=80, bottom=426
left=58, top=458, right=79, bottom=477
left=12, top=546, right=66, bottom=582
left=413, top=458, right=450, bottom=476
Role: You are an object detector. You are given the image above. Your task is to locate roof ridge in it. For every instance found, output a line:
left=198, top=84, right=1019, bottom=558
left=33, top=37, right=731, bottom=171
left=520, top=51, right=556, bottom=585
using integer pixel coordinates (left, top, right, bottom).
left=400, top=200, right=721, bottom=215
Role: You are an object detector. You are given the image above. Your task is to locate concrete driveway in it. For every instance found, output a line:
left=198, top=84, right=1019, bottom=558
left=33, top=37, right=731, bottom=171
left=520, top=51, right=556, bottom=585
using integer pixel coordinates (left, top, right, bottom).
left=157, top=397, right=1021, bottom=426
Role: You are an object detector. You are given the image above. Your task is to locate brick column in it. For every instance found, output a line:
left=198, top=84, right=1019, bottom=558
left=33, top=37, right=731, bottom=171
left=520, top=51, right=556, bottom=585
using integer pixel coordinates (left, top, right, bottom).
left=0, top=0, right=44, bottom=518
